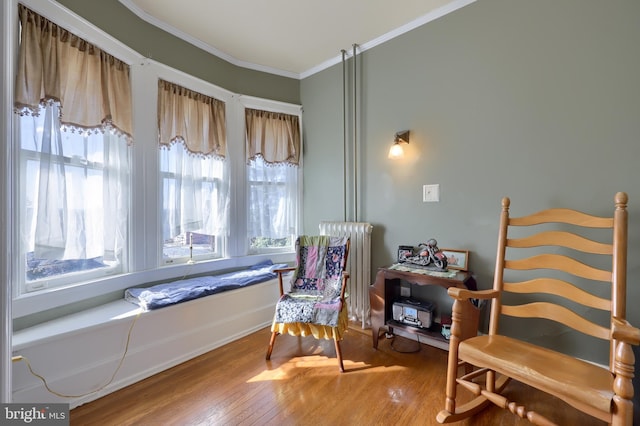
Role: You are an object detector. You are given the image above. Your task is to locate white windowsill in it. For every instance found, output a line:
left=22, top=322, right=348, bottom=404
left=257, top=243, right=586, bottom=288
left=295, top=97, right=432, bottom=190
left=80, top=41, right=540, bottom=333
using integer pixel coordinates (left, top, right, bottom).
left=12, top=298, right=141, bottom=352
left=12, top=252, right=294, bottom=319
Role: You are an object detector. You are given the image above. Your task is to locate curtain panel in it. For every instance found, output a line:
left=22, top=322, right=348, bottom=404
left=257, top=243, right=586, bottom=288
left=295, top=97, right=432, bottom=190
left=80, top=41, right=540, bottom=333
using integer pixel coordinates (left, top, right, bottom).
left=14, top=4, right=133, bottom=142
left=157, top=79, right=226, bottom=158
left=18, top=101, right=131, bottom=263
left=245, top=108, right=300, bottom=165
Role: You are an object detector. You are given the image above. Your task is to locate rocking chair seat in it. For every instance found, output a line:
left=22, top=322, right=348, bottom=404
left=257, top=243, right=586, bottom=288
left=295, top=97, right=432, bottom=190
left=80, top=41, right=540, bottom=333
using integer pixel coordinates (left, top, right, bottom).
left=460, top=335, right=614, bottom=414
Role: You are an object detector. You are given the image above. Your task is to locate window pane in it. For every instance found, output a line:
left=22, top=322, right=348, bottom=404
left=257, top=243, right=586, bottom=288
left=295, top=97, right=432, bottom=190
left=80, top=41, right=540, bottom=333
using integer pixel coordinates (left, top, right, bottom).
left=18, top=104, right=130, bottom=292
left=160, top=143, right=225, bottom=262
left=247, top=156, right=298, bottom=252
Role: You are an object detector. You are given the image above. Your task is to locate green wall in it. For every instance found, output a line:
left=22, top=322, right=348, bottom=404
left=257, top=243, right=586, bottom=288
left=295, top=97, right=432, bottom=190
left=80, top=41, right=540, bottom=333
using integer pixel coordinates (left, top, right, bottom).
left=55, top=0, right=300, bottom=104
left=301, top=0, right=640, bottom=364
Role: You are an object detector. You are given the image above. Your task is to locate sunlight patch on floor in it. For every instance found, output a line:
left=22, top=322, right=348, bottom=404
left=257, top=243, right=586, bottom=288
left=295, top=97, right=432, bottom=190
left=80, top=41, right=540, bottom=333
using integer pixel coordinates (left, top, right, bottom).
left=247, top=356, right=408, bottom=382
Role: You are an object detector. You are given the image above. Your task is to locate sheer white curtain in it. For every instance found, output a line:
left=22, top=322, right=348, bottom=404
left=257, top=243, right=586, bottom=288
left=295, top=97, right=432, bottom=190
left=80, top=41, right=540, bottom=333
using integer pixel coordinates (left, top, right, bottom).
left=245, top=108, right=300, bottom=244
left=30, top=104, right=67, bottom=259
left=19, top=102, right=130, bottom=262
left=160, top=144, right=228, bottom=241
left=247, top=157, right=299, bottom=240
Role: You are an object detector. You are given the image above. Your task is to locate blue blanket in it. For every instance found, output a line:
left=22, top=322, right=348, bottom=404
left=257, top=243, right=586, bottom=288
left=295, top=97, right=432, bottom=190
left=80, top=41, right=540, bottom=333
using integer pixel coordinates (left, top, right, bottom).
left=125, top=260, right=288, bottom=310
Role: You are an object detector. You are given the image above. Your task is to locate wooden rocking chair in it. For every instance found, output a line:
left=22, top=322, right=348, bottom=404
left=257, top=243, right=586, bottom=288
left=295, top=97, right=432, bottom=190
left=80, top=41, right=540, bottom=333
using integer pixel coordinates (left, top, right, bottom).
left=437, top=192, right=639, bottom=425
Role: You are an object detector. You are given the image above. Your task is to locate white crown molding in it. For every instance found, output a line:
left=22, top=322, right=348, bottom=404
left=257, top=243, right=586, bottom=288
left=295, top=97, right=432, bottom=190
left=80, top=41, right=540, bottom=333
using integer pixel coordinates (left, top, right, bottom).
left=118, top=0, right=301, bottom=79
left=300, top=0, right=477, bottom=79
left=119, top=0, right=476, bottom=80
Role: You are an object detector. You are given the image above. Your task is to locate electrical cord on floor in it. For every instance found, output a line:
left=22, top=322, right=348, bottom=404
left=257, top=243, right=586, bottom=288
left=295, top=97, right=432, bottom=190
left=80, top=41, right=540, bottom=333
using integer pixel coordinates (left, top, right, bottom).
left=12, top=311, right=141, bottom=398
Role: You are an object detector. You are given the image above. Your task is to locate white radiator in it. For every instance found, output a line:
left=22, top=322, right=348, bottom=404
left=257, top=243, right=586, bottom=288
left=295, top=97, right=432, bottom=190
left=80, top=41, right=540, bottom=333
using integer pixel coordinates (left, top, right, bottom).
left=319, top=221, right=373, bottom=328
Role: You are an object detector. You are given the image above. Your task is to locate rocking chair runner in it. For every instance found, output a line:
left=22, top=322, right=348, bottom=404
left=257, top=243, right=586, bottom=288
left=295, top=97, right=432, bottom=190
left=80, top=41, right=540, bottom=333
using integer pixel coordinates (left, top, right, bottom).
left=437, top=192, right=640, bottom=425
left=266, top=235, right=350, bottom=372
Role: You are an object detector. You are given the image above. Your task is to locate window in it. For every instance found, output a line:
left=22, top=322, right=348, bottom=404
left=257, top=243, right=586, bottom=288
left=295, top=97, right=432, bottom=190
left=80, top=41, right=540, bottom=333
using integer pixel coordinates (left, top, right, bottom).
left=160, top=145, right=227, bottom=262
left=245, top=108, right=301, bottom=253
left=158, top=80, right=229, bottom=263
left=14, top=4, right=132, bottom=293
left=18, top=104, right=130, bottom=291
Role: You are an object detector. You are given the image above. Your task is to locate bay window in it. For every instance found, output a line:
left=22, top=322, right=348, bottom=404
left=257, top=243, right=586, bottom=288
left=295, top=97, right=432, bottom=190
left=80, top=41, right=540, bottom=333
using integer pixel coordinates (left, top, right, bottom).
left=9, top=1, right=301, bottom=314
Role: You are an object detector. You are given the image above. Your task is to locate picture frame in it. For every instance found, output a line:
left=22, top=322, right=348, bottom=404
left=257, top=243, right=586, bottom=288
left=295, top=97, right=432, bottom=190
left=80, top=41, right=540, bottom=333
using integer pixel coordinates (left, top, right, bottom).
left=441, top=249, right=469, bottom=271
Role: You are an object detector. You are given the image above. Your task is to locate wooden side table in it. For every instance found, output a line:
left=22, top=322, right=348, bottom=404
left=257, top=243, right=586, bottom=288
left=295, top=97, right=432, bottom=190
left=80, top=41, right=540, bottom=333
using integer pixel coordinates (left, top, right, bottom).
left=369, top=265, right=480, bottom=350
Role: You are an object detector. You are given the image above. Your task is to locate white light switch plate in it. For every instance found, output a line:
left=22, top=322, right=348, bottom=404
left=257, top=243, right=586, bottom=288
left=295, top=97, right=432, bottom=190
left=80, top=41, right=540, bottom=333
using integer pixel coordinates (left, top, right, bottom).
left=423, top=184, right=440, bottom=202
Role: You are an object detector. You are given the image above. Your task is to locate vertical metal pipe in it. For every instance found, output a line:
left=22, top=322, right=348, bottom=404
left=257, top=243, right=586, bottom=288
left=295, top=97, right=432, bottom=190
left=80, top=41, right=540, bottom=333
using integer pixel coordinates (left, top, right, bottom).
left=352, top=44, right=358, bottom=222
left=341, top=49, right=347, bottom=222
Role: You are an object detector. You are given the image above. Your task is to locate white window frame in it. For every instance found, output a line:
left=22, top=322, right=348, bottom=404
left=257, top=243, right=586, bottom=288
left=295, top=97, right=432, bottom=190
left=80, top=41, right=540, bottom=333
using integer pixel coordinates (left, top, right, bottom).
left=154, top=71, right=231, bottom=266
left=241, top=96, right=303, bottom=256
left=17, top=115, right=131, bottom=293
left=7, top=0, right=299, bottom=318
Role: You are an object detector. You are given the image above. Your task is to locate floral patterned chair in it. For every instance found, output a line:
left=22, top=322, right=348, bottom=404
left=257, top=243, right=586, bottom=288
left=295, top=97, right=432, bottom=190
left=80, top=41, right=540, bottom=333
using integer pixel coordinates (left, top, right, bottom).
left=266, top=235, right=350, bottom=372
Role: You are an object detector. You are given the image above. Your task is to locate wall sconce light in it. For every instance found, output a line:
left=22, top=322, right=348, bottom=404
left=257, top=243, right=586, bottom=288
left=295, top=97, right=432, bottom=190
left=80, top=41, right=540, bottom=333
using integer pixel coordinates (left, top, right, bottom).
left=388, top=130, right=410, bottom=159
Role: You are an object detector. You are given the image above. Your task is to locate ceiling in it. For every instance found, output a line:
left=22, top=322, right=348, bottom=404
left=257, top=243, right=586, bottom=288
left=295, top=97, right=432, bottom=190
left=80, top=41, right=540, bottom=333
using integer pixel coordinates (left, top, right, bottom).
left=119, top=0, right=473, bottom=79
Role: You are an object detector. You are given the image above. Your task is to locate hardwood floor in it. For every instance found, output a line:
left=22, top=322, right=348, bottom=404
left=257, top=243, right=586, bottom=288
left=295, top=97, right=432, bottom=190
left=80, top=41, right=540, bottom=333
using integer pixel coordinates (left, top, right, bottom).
left=70, top=325, right=606, bottom=425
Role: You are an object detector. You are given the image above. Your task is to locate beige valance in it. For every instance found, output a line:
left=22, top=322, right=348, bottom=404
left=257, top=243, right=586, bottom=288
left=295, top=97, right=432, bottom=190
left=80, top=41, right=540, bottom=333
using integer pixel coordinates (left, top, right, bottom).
left=246, top=108, right=300, bottom=166
left=14, top=4, right=133, bottom=141
left=158, top=79, right=226, bottom=158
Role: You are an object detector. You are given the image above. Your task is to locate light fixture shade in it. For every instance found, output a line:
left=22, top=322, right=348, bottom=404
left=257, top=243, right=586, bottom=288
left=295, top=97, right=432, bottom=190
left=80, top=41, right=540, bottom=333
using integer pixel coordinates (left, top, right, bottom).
left=388, top=130, right=410, bottom=159
left=388, top=143, right=405, bottom=159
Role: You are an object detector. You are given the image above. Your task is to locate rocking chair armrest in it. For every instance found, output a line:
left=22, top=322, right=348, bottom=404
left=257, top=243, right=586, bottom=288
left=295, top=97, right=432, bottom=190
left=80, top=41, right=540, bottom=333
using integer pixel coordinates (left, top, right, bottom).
left=448, top=287, right=499, bottom=301
left=612, top=317, right=640, bottom=345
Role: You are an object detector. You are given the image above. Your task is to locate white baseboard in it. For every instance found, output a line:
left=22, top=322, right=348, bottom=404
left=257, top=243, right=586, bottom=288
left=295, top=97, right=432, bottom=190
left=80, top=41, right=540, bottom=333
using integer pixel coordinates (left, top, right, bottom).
left=11, top=278, right=279, bottom=408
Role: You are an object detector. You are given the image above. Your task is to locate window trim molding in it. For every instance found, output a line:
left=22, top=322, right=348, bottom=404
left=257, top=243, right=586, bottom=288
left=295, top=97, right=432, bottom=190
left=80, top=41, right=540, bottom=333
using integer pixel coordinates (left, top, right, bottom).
left=1, top=0, right=17, bottom=404
left=240, top=95, right=304, bottom=256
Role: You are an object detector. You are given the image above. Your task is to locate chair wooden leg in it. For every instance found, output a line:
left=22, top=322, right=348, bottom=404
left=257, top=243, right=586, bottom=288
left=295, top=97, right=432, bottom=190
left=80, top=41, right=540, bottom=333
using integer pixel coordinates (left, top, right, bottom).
left=334, top=338, right=345, bottom=372
left=266, top=331, right=278, bottom=360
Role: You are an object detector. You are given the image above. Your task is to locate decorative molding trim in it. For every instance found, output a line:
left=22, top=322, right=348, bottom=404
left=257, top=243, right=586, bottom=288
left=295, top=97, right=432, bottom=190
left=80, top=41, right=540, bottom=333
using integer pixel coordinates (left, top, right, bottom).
left=300, top=0, right=477, bottom=79
left=118, top=0, right=299, bottom=79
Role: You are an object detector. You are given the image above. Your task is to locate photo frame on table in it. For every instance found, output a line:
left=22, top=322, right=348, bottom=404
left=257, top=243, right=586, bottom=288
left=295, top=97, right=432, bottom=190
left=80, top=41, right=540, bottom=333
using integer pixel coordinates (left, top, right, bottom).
left=441, top=249, right=469, bottom=271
